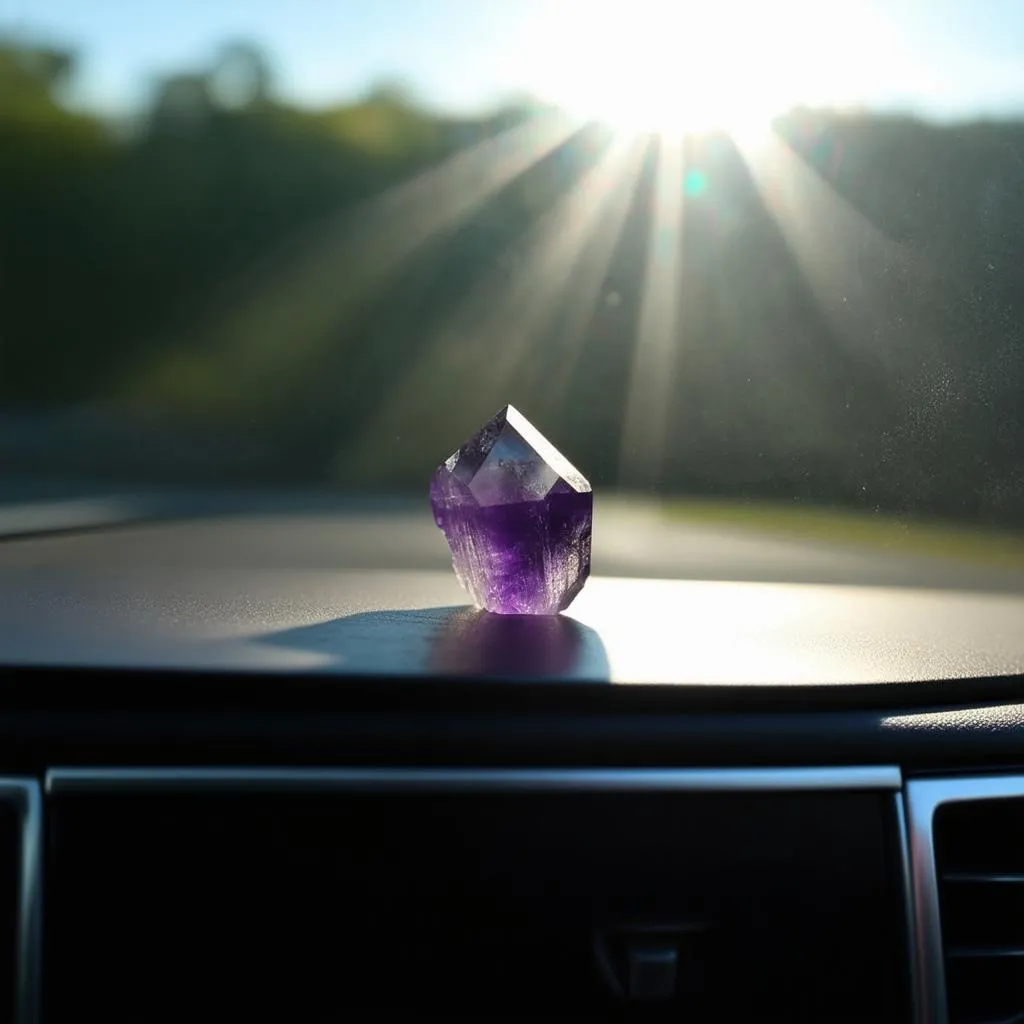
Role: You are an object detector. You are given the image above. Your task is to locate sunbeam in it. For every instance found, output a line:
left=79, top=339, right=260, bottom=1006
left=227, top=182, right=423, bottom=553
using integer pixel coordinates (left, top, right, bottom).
left=339, top=130, right=647, bottom=479
left=733, top=126, right=910, bottom=372
left=341, top=111, right=581, bottom=289
left=540, top=133, right=650, bottom=405
left=471, top=131, right=646, bottom=391
left=138, top=110, right=578, bottom=414
left=618, top=133, right=686, bottom=489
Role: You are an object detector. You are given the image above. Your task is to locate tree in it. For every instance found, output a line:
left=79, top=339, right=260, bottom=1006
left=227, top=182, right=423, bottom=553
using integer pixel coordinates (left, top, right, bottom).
left=210, top=41, right=273, bottom=110
left=149, top=72, right=215, bottom=134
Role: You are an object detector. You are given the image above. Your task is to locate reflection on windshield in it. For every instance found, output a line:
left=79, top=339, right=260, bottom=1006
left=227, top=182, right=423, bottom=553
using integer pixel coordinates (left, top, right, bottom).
left=2, top=0, right=1024, bottom=580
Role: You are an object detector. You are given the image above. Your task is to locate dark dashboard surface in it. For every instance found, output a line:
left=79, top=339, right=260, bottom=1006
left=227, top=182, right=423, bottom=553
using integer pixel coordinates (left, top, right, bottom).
left=1, top=513, right=1024, bottom=690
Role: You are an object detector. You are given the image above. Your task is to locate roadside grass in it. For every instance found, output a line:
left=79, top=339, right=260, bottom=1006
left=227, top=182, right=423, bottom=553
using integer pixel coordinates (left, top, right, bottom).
left=664, top=499, right=1024, bottom=571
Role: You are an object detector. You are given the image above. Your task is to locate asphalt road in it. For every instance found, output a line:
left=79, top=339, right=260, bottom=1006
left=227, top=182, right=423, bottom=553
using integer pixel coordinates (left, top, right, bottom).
left=1, top=490, right=1023, bottom=594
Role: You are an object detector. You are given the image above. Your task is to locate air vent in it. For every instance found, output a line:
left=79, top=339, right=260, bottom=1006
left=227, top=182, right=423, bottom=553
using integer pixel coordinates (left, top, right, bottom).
left=934, top=796, right=1024, bottom=1024
left=45, top=768, right=908, bottom=1023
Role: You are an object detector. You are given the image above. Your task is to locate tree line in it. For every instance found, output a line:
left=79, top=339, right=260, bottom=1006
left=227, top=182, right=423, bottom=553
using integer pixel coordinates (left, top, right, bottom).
left=2, top=38, right=1023, bottom=527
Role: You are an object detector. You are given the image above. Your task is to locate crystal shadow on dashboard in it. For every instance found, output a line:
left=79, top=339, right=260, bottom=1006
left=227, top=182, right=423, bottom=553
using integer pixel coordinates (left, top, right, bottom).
left=259, top=606, right=610, bottom=681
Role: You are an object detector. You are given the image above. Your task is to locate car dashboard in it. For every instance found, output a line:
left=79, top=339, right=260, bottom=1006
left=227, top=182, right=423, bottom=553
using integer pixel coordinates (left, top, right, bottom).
left=0, top=677, right=1015, bottom=1022
left=1, top=521, right=1023, bottom=1022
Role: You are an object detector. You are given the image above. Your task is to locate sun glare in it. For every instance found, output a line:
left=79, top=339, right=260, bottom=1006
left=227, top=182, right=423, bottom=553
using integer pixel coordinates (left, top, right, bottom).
left=533, top=0, right=873, bottom=138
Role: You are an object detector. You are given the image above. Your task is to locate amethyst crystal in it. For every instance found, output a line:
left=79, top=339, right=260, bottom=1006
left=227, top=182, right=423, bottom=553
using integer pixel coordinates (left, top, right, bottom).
left=430, top=405, right=592, bottom=614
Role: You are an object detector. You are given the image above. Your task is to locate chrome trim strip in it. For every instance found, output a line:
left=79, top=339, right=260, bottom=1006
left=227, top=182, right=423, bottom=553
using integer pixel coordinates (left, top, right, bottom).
left=46, top=765, right=902, bottom=795
left=0, top=780, right=43, bottom=1024
left=905, top=774, right=1024, bottom=1024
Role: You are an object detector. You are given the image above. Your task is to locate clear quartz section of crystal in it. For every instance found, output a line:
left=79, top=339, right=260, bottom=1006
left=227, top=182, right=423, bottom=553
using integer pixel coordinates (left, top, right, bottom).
left=430, top=405, right=592, bottom=615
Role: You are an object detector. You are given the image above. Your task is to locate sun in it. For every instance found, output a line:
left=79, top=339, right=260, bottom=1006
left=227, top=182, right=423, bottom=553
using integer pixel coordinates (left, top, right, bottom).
left=568, top=47, right=775, bottom=139
left=530, top=0, right=867, bottom=139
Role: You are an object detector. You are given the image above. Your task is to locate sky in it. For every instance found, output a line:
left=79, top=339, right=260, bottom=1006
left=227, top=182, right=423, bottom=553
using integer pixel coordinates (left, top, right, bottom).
left=4, top=0, right=1024, bottom=122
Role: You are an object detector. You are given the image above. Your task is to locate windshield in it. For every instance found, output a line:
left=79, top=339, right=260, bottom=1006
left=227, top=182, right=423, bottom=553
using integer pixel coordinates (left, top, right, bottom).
left=3, top=0, right=1024, bottom=590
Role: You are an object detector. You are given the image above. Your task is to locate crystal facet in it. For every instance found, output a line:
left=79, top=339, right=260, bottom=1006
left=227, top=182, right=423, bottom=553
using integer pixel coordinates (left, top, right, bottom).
left=430, top=405, right=592, bottom=615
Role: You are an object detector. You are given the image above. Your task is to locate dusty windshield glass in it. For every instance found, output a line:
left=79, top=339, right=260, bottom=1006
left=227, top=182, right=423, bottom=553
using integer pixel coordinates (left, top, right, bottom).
left=2, top=0, right=1024, bottom=587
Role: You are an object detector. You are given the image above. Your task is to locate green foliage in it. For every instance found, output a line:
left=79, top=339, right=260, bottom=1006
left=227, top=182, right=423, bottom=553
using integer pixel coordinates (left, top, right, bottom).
left=2, top=36, right=1024, bottom=531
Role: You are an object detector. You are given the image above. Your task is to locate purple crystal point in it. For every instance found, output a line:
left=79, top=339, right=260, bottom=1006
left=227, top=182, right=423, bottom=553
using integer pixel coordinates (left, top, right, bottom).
left=430, top=405, right=592, bottom=615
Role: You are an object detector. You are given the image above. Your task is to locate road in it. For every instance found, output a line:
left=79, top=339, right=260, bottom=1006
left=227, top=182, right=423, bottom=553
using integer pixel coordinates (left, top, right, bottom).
left=1, top=490, right=1023, bottom=594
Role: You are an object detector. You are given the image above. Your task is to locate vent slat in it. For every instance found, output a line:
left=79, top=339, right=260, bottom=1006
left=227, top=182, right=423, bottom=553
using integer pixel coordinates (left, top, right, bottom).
left=949, top=948, right=1024, bottom=960
left=945, top=873, right=1024, bottom=884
